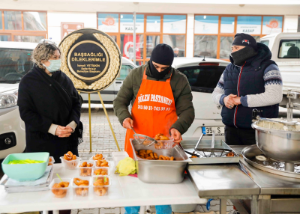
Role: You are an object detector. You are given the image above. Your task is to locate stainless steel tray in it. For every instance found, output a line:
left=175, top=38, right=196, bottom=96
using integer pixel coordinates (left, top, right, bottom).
left=181, top=139, right=240, bottom=164
left=130, top=139, right=190, bottom=184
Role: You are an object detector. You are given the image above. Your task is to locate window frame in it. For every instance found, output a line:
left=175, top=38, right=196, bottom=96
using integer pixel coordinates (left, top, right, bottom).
left=0, top=9, right=48, bottom=42
left=278, top=39, right=300, bottom=59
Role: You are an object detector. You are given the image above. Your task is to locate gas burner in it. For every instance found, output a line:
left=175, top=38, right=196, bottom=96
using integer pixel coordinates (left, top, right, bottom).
left=194, top=148, right=235, bottom=158
left=243, top=145, right=300, bottom=179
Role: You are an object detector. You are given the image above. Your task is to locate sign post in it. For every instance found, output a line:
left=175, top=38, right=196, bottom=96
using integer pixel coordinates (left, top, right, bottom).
left=59, top=28, right=122, bottom=152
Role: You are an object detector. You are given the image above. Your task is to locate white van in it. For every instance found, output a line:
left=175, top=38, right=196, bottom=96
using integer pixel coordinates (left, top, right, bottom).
left=0, top=42, right=35, bottom=159
left=260, top=33, right=300, bottom=96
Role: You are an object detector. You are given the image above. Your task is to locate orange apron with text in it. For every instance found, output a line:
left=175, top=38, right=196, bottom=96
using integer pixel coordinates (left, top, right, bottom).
left=124, top=68, right=177, bottom=158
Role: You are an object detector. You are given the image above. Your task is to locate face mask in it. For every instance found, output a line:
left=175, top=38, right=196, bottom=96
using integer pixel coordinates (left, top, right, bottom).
left=231, top=46, right=257, bottom=66
left=43, top=59, right=61, bottom=73
left=149, top=60, right=171, bottom=80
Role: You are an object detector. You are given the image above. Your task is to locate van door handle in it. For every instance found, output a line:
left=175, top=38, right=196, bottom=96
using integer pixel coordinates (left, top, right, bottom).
left=115, top=81, right=122, bottom=84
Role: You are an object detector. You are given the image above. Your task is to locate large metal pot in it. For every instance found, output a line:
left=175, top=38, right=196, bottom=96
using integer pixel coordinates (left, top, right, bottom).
left=252, top=121, right=300, bottom=162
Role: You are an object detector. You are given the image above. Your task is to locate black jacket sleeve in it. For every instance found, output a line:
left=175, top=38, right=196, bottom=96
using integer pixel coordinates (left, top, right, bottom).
left=67, top=77, right=81, bottom=125
left=18, top=81, right=52, bottom=133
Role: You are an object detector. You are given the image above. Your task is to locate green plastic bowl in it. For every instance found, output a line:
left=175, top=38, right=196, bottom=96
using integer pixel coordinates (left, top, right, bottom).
left=2, top=152, right=49, bottom=181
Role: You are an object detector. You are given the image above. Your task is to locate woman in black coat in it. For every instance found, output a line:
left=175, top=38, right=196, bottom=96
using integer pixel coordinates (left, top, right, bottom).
left=18, top=41, right=82, bottom=163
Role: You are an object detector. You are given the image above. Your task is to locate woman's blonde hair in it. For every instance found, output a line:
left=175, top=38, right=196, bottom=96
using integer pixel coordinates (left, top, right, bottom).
left=32, top=41, right=61, bottom=69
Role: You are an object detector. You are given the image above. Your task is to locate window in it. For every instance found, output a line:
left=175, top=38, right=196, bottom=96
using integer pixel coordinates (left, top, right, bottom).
left=163, top=35, right=185, bottom=57
left=0, top=10, right=48, bottom=42
left=194, top=35, right=217, bottom=58
left=23, top=12, right=47, bottom=31
left=4, top=11, right=22, bottom=30
left=260, top=40, right=269, bottom=47
left=262, top=16, right=283, bottom=34
left=0, top=48, right=34, bottom=82
left=117, top=64, right=134, bottom=80
left=177, top=65, right=226, bottom=93
left=237, top=16, right=262, bottom=34
left=278, top=40, right=300, bottom=59
left=220, top=36, right=233, bottom=59
left=221, top=17, right=235, bottom=34
left=298, top=16, right=300, bottom=32
left=97, top=13, right=187, bottom=62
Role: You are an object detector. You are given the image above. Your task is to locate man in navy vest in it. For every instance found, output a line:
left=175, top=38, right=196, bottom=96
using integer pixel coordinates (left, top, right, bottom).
left=212, top=33, right=283, bottom=145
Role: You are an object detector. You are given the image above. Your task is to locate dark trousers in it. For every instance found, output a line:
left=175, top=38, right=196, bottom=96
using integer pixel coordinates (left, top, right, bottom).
left=225, top=126, right=256, bottom=145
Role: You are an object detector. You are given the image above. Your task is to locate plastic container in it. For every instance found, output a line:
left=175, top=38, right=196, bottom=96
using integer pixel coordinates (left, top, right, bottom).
left=48, top=156, right=55, bottom=166
left=72, top=177, right=90, bottom=197
left=2, top=152, right=49, bottom=181
left=50, top=178, right=71, bottom=198
left=112, top=152, right=129, bottom=166
left=78, top=161, right=95, bottom=177
left=92, top=167, right=110, bottom=176
left=171, top=204, right=198, bottom=213
left=60, top=157, right=81, bottom=170
left=92, top=175, right=110, bottom=196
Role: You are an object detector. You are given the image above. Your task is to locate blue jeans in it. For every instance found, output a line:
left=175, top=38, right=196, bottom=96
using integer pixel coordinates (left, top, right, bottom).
left=124, top=205, right=172, bottom=214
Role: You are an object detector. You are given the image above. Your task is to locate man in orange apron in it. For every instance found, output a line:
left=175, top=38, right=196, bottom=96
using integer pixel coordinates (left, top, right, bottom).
left=114, top=44, right=195, bottom=214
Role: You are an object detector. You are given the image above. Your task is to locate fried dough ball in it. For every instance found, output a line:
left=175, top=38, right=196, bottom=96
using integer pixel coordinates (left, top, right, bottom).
left=94, top=177, right=109, bottom=186
left=63, top=151, right=77, bottom=161
left=226, top=152, right=235, bottom=157
left=94, top=186, right=108, bottom=196
left=96, top=159, right=109, bottom=167
left=51, top=182, right=69, bottom=198
left=93, top=154, right=104, bottom=161
left=155, top=141, right=164, bottom=149
left=94, top=168, right=108, bottom=175
left=154, top=133, right=169, bottom=140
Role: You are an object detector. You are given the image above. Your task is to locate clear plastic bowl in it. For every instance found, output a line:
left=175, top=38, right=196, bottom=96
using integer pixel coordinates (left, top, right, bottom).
left=78, top=161, right=95, bottom=177
left=92, top=175, right=110, bottom=196
left=50, top=178, right=71, bottom=198
left=72, top=177, right=90, bottom=197
left=92, top=167, right=110, bottom=176
left=60, top=157, right=81, bottom=170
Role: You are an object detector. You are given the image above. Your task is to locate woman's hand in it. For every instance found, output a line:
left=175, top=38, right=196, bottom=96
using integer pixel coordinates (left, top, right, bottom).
left=55, top=126, right=72, bottom=138
left=170, top=128, right=182, bottom=144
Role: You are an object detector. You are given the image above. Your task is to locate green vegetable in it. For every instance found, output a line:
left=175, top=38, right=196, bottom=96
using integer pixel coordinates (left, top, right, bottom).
left=8, top=159, right=44, bottom=164
left=115, top=157, right=136, bottom=176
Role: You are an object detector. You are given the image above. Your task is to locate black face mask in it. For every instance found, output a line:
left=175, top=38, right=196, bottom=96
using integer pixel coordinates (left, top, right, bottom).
left=149, top=60, right=171, bottom=80
left=231, top=46, right=257, bottom=66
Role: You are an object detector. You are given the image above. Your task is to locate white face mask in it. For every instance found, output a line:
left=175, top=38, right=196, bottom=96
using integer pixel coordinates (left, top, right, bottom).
left=43, top=59, right=61, bottom=73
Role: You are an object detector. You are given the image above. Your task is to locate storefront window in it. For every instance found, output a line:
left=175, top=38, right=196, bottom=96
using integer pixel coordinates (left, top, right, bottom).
left=14, top=35, right=45, bottom=43
left=121, top=34, right=144, bottom=61
left=0, top=35, right=12, bottom=41
left=163, top=35, right=185, bottom=57
left=108, top=35, right=117, bottom=42
left=4, top=11, right=22, bottom=30
left=146, top=16, right=161, bottom=33
left=221, top=17, right=235, bottom=34
left=146, top=35, right=160, bottom=58
left=195, top=15, right=219, bottom=34
left=120, top=14, right=144, bottom=33
left=194, top=35, right=217, bottom=58
left=298, top=16, right=300, bottom=32
left=262, top=16, right=283, bottom=35
left=220, top=36, right=233, bottom=59
left=23, top=12, right=47, bottom=31
left=237, top=16, right=262, bottom=34
left=163, top=15, right=186, bottom=34
left=98, top=13, right=119, bottom=33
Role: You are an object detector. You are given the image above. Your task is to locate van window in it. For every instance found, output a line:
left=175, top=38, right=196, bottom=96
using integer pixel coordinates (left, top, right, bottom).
left=260, top=40, right=269, bottom=47
left=177, top=65, right=226, bottom=93
left=117, top=64, right=134, bottom=80
left=0, top=48, right=33, bottom=82
left=278, top=40, right=300, bottom=59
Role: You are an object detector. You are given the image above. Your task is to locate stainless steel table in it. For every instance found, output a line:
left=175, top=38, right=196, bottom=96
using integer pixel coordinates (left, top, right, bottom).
left=187, top=145, right=300, bottom=214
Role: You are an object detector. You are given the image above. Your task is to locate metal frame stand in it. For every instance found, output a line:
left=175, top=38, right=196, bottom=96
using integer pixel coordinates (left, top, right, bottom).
left=79, top=91, right=121, bottom=152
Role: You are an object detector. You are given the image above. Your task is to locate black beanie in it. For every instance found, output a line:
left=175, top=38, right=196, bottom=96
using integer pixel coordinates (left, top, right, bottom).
left=150, top=44, right=174, bottom=66
left=149, top=44, right=174, bottom=80
left=232, top=33, right=257, bottom=50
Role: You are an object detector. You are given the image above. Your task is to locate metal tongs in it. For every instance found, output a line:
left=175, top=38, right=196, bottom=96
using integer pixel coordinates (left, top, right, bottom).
left=132, top=127, right=156, bottom=147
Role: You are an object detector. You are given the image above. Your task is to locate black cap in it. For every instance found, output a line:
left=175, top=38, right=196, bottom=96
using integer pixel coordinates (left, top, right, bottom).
left=150, top=43, right=174, bottom=66
left=232, top=33, right=257, bottom=50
